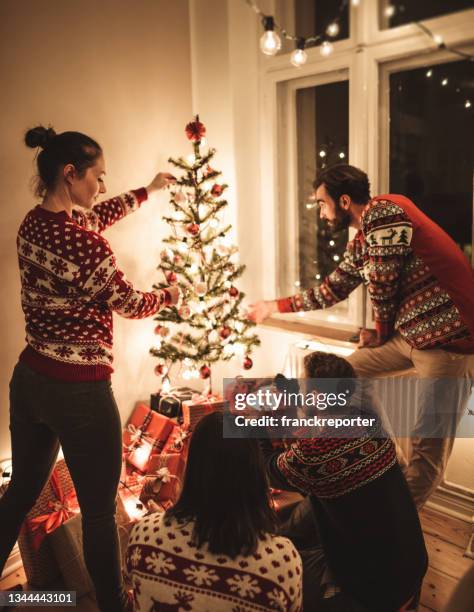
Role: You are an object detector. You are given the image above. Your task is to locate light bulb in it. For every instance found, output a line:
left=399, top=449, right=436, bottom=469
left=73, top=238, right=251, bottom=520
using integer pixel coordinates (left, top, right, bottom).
left=187, top=154, right=196, bottom=164
left=339, top=151, right=346, bottom=159
left=319, top=150, right=327, bottom=158
left=466, top=100, right=472, bottom=109
left=315, top=273, right=321, bottom=280
left=294, top=280, right=301, bottom=287
left=333, top=254, right=340, bottom=262
left=329, top=240, right=335, bottom=246
left=177, top=241, right=189, bottom=254
left=351, top=0, right=360, bottom=6
left=426, top=69, right=433, bottom=78
left=320, top=41, right=333, bottom=56
left=326, top=22, right=340, bottom=38
left=162, top=376, right=171, bottom=393
left=441, top=78, right=448, bottom=87
left=290, top=48, right=307, bottom=67
left=260, top=16, right=281, bottom=56
left=434, top=34, right=444, bottom=46
left=209, top=218, right=219, bottom=229
left=384, top=5, right=396, bottom=18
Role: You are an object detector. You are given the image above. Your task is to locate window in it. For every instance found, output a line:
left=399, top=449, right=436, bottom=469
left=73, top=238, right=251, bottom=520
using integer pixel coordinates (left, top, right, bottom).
left=295, top=0, right=349, bottom=46
left=379, top=0, right=474, bottom=30
left=389, top=59, right=473, bottom=260
left=261, top=1, right=474, bottom=331
left=295, top=81, right=349, bottom=289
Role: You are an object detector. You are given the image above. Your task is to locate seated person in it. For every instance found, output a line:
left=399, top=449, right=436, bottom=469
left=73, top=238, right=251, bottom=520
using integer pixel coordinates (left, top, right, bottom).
left=126, top=411, right=303, bottom=611
left=261, top=351, right=428, bottom=612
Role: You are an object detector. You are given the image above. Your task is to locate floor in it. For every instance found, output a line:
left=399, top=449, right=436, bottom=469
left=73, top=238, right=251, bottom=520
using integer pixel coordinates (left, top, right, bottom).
left=0, top=507, right=472, bottom=611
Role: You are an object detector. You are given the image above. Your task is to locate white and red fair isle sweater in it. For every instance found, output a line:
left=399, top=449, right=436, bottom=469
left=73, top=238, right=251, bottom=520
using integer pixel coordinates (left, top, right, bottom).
left=126, top=513, right=303, bottom=612
left=278, top=194, right=474, bottom=353
left=17, top=189, right=169, bottom=381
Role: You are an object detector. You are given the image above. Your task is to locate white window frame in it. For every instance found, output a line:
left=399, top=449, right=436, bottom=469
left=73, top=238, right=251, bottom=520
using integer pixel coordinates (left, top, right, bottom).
left=258, top=0, right=474, bottom=331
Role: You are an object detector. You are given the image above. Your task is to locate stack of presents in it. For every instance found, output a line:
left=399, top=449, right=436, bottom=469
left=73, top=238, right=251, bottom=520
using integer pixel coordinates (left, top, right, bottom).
left=11, top=388, right=227, bottom=597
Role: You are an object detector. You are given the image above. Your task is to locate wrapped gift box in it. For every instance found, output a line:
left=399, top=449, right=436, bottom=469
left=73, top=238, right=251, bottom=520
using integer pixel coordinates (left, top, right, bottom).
left=151, top=386, right=198, bottom=420
left=182, top=395, right=228, bottom=430
left=18, top=459, right=79, bottom=587
left=161, top=424, right=191, bottom=458
left=48, top=513, right=93, bottom=598
left=141, top=453, right=186, bottom=507
left=123, top=404, right=174, bottom=472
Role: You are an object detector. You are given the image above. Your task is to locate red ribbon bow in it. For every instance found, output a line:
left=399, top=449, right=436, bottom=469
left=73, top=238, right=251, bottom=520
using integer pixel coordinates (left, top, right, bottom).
left=25, top=470, right=78, bottom=550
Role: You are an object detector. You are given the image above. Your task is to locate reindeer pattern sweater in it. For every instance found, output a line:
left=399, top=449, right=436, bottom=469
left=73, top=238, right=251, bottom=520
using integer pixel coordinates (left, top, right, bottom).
left=17, top=189, right=168, bottom=381
left=278, top=194, right=474, bottom=352
left=126, top=513, right=302, bottom=612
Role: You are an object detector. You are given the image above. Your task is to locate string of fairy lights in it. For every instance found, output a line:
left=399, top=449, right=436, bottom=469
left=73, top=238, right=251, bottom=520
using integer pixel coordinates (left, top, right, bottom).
left=245, top=0, right=474, bottom=71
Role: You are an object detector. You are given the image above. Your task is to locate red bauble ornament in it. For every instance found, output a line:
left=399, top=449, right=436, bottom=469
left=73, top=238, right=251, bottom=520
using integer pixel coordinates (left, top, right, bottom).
left=204, top=165, right=215, bottom=177
left=154, top=363, right=166, bottom=376
left=185, top=119, right=206, bottom=143
left=166, top=272, right=177, bottom=284
left=187, top=223, right=200, bottom=236
left=220, top=326, right=231, bottom=339
left=229, top=286, right=239, bottom=298
left=211, top=184, right=223, bottom=197
left=200, top=365, right=211, bottom=379
left=243, top=356, right=253, bottom=370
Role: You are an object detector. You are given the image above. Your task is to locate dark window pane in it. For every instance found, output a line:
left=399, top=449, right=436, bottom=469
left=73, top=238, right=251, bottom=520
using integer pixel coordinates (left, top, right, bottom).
left=389, top=60, right=473, bottom=260
left=295, top=0, right=349, bottom=46
left=295, top=81, right=349, bottom=292
left=380, top=0, right=473, bottom=30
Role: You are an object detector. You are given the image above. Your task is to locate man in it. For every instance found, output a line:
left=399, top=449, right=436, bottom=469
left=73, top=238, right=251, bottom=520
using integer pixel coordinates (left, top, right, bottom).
left=248, top=164, right=474, bottom=508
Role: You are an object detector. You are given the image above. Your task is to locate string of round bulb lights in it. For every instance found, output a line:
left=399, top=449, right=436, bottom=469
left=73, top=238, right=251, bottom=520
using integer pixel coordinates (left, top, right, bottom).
left=244, top=0, right=474, bottom=68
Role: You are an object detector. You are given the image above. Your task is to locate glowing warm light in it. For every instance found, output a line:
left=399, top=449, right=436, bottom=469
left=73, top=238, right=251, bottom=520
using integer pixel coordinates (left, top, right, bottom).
left=426, top=69, right=433, bottom=78
left=333, top=254, right=340, bottom=261
left=329, top=240, right=335, bottom=246
left=123, top=497, right=145, bottom=521
left=320, top=41, right=333, bottom=56
left=339, top=152, right=346, bottom=159
left=260, top=30, right=282, bottom=56
left=384, top=5, right=396, bottom=18
left=290, top=48, right=307, bottom=67
left=441, top=78, right=448, bottom=87
left=465, top=100, right=471, bottom=109
left=434, top=34, right=444, bottom=46
left=161, top=376, right=171, bottom=394
left=187, top=154, right=196, bottom=164
left=319, top=150, right=327, bottom=158
left=326, top=22, right=340, bottom=37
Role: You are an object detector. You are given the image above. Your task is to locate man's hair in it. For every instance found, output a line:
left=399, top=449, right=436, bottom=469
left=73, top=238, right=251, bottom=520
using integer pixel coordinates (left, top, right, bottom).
left=314, top=164, right=371, bottom=205
left=304, top=351, right=356, bottom=379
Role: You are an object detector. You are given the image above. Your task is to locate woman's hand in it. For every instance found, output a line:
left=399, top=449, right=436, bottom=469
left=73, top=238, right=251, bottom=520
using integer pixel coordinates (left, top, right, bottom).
left=146, top=172, right=176, bottom=194
left=166, top=285, right=181, bottom=306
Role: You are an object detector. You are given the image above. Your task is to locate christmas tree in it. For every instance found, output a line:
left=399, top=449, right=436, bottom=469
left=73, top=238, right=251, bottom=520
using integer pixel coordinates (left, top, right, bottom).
left=150, top=116, right=260, bottom=393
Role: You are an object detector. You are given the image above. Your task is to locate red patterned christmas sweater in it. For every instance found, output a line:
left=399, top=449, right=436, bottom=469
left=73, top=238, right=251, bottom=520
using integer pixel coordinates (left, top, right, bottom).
left=278, top=194, right=474, bottom=352
left=17, top=188, right=169, bottom=381
left=126, top=513, right=302, bottom=611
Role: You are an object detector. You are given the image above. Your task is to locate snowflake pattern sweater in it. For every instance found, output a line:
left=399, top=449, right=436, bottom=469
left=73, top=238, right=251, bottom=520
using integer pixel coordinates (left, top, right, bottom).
left=126, top=513, right=302, bottom=612
left=261, top=435, right=428, bottom=611
left=17, top=189, right=169, bottom=381
left=278, top=194, right=474, bottom=352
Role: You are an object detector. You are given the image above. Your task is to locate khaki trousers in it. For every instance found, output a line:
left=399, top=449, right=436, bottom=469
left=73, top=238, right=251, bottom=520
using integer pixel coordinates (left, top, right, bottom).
left=347, top=333, right=473, bottom=508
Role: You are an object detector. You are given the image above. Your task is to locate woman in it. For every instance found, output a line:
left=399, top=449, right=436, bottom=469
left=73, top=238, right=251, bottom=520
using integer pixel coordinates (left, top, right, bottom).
left=126, top=412, right=303, bottom=611
left=0, top=126, right=179, bottom=611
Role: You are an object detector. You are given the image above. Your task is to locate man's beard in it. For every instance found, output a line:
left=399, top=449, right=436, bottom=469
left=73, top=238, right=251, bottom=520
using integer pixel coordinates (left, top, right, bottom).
left=326, top=205, right=351, bottom=232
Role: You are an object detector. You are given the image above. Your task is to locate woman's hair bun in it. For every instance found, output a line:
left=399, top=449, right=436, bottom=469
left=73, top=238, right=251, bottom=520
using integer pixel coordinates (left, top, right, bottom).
left=24, top=126, right=57, bottom=149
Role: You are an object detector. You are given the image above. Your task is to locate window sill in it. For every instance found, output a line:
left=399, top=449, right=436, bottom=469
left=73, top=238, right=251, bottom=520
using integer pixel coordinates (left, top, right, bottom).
left=261, top=316, right=359, bottom=346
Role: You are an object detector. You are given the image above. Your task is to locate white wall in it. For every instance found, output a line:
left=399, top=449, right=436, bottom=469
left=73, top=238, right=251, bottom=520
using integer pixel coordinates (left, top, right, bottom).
left=0, top=0, right=192, bottom=459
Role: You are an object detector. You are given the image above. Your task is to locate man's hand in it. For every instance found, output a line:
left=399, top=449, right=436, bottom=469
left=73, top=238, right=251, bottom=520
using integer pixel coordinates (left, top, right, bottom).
left=146, top=172, right=176, bottom=194
left=247, top=300, right=278, bottom=324
left=358, top=328, right=381, bottom=348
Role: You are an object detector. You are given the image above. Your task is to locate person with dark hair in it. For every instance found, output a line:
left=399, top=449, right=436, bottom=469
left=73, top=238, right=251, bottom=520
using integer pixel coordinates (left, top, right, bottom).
left=0, top=126, right=180, bottom=611
left=248, top=163, right=474, bottom=509
left=261, top=351, right=428, bottom=612
left=126, top=412, right=303, bottom=611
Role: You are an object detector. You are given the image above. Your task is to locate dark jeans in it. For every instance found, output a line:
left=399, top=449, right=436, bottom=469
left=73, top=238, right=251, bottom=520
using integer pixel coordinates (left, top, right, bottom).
left=0, top=362, right=127, bottom=612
